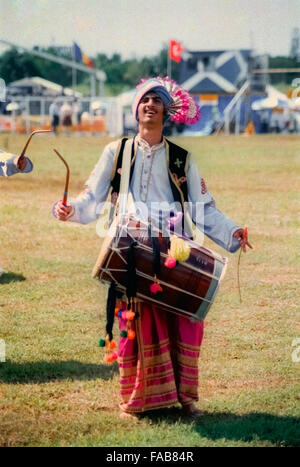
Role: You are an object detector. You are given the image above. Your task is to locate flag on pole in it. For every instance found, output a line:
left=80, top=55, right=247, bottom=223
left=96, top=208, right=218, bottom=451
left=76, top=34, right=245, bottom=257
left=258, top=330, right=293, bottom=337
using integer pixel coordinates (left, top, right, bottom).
left=73, top=42, right=94, bottom=68
left=169, top=40, right=184, bottom=63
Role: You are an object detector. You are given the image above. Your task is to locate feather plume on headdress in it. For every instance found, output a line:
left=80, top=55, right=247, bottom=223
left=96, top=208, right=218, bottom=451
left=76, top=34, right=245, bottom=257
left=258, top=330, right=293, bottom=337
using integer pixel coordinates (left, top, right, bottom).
left=134, top=76, right=201, bottom=125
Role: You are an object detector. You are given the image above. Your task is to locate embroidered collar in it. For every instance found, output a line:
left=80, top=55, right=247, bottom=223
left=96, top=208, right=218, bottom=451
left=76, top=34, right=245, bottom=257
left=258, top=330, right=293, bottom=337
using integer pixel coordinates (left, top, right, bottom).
left=136, top=134, right=165, bottom=152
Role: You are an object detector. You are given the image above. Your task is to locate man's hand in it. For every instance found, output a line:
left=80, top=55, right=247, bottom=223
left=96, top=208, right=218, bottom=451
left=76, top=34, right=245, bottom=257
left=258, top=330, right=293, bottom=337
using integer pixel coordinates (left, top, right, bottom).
left=233, top=227, right=253, bottom=253
left=54, top=201, right=73, bottom=221
left=15, top=155, right=27, bottom=171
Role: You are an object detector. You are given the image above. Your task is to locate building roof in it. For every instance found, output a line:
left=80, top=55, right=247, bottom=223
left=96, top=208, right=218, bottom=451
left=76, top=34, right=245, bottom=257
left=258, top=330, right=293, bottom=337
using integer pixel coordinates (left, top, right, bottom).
left=179, top=49, right=251, bottom=94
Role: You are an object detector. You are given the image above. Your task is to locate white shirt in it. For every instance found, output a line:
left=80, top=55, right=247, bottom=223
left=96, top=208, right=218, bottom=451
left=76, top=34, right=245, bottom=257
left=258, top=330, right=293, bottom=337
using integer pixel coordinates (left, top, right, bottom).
left=0, top=150, right=33, bottom=177
left=66, top=136, right=240, bottom=252
left=49, top=102, right=60, bottom=117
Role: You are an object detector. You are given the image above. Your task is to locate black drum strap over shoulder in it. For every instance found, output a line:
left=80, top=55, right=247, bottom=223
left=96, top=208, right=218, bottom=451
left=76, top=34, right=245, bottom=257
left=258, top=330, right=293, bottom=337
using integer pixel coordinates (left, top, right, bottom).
left=110, top=137, right=189, bottom=207
left=110, top=137, right=128, bottom=193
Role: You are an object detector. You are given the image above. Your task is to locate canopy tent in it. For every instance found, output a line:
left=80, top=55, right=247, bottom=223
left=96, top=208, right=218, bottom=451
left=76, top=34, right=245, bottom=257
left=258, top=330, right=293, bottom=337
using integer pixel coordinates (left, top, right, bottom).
left=116, top=88, right=136, bottom=107
left=5, top=102, right=20, bottom=111
left=291, top=97, right=300, bottom=109
left=251, top=85, right=290, bottom=110
left=7, top=76, right=82, bottom=98
left=113, top=88, right=136, bottom=135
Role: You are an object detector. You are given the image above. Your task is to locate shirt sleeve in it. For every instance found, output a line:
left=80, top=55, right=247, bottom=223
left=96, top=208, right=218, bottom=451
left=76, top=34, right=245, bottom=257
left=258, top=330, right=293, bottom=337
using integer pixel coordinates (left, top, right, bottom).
left=22, top=157, right=34, bottom=173
left=66, top=141, right=118, bottom=224
left=0, top=151, right=33, bottom=176
left=187, top=155, right=241, bottom=253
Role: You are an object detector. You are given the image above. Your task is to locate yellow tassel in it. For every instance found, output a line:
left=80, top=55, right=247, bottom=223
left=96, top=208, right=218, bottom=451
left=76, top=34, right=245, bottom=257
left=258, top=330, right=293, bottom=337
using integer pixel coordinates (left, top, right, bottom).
left=169, top=236, right=190, bottom=262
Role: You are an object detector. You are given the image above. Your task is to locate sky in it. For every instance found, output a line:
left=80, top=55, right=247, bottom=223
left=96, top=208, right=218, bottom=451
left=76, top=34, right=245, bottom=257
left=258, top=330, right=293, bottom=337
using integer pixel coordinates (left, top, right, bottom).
left=0, top=0, right=299, bottom=59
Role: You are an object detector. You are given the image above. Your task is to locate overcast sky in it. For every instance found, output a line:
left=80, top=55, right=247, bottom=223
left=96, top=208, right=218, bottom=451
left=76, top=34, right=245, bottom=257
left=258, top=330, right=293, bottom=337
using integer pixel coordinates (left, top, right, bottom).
left=0, top=0, right=299, bottom=59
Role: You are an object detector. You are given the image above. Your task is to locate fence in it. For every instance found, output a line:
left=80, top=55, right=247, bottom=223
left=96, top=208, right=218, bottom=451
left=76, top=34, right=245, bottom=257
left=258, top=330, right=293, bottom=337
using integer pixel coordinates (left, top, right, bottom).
left=0, top=96, right=121, bottom=136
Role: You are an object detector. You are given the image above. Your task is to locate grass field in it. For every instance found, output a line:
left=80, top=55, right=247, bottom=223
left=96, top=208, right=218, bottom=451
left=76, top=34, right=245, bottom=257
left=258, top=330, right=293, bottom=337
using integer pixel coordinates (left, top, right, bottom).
left=0, top=133, right=299, bottom=447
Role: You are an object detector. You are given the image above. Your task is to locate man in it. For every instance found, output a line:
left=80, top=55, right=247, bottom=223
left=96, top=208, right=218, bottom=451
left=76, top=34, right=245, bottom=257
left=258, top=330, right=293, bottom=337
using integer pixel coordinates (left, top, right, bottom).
left=0, top=150, right=33, bottom=177
left=72, top=98, right=82, bottom=127
left=59, top=101, right=72, bottom=135
left=1, top=150, right=33, bottom=275
left=54, top=78, right=252, bottom=418
left=49, top=99, right=60, bottom=135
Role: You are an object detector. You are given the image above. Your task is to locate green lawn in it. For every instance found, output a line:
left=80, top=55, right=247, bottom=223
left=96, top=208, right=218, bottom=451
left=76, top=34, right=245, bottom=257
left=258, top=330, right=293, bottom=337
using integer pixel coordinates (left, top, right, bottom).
left=0, top=133, right=299, bottom=447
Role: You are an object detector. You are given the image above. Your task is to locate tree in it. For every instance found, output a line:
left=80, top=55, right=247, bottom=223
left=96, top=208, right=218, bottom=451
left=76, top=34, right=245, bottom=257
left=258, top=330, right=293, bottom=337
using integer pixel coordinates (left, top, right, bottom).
left=0, top=48, right=41, bottom=83
left=0, top=44, right=186, bottom=95
left=32, top=46, right=77, bottom=87
left=268, top=55, right=300, bottom=85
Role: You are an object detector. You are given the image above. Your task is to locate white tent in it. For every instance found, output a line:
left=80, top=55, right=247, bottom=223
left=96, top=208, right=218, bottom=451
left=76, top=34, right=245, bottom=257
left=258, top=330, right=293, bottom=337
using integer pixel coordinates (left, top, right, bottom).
left=112, top=88, right=136, bottom=136
left=8, top=76, right=82, bottom=98
left=291, top=97, right=300, bottom=109
left=116, top=88, right=136, bottom=107
left=92, top=89, right=136, bottom=137
left=5, top=102, right=20, bottom=111
left=252, top=85, right=291, bottom=111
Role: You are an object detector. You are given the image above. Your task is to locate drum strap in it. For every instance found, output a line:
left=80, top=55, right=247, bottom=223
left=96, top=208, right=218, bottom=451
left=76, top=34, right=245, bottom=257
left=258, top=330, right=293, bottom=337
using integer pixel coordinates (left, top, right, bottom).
left=105, top=139, right=135, bottom=340
left=106, top=282, right=116, bottom=341
left=118, top=139, right=134, bottom=217
left=148, top=223, right=162, bottom=278
left=126, top=241, right=137, bottom=306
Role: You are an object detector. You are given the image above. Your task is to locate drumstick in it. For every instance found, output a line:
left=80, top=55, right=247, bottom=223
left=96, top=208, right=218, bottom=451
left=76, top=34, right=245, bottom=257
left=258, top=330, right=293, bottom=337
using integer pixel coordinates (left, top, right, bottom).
left=17, top=129, right=52, bottom=165
left=237, top=226, right=247, bottom=303
left=243, top=226, right=248, bottom=253
left=53, top=149, right=70, bottom=206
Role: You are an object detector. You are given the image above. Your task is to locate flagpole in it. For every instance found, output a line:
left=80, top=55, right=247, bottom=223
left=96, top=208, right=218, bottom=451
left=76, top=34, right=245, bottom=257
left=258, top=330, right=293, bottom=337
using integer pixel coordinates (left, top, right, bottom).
left=72, top=43, right=77, bottom=93
left=167, top=42, right=172, bottom=79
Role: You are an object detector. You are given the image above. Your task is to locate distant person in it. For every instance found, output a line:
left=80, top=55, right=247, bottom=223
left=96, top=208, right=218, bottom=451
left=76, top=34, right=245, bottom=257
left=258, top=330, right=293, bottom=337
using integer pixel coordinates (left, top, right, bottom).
left=49, top=99, right=60, bottom=135
left=72, top=99, right=82, bottom=127
left=294, top=113, right=300, bottom=133
left=260, top=109, right=270, bottom=134
left=59, top=101, right=72, bottom=135
left=270, top=113, right=281, bottom=133
left=288, top=115, right=297, bottom=134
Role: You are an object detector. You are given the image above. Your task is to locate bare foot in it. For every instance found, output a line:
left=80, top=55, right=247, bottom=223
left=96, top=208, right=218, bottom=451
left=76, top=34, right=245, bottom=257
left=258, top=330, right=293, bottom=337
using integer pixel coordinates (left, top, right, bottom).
left=119, top=411, right=139, bottom=420
left=181, top=404, right=204, bottom=417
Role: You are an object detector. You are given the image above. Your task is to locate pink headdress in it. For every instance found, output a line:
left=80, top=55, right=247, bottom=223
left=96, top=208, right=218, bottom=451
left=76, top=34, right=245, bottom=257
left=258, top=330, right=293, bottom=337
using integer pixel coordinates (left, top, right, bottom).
left=133, top=76, right=201, bottom=125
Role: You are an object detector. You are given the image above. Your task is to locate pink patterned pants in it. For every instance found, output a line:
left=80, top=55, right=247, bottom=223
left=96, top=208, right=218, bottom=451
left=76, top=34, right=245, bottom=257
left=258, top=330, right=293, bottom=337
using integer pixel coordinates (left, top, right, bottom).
left=117, top=301, right=204, bottom=413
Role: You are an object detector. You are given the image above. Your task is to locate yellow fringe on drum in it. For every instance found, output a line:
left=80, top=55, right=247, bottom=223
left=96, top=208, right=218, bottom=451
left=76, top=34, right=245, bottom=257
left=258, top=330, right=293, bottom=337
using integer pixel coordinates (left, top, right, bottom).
left=169, top=236, right=191, bottom=262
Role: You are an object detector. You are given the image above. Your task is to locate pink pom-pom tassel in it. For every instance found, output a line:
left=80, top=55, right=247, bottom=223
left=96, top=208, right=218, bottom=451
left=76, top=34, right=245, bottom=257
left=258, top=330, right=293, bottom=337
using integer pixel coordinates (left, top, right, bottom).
left=165, top=256, right=176, bottom=269
left=150, top=282, right=163, bottom=294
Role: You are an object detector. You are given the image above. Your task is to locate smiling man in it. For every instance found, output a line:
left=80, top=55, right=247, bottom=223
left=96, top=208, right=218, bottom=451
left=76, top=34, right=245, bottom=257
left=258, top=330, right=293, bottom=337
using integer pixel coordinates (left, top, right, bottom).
left=54, top=77, right=252, bottom=419
left=138, top=92, right=165, bottom=125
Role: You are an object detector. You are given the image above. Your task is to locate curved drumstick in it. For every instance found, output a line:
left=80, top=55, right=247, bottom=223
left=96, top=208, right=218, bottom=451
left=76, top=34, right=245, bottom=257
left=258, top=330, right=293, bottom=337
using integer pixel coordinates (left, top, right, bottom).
left=53, top=149, right=70, bottom=206
left=237, top=226, right=252, bottom=303
left=17, top=130, right=52, bottom=167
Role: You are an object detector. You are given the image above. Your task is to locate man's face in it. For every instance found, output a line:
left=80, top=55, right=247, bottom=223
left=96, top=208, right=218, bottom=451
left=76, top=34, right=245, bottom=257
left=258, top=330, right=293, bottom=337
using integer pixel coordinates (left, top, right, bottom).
left=137, top=92, right=164, bottom=127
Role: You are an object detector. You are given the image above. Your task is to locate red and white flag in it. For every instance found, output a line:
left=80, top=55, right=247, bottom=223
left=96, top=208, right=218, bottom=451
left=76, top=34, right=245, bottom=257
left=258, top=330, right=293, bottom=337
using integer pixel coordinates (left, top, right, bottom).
left=169, top=40, right=184, bottom=63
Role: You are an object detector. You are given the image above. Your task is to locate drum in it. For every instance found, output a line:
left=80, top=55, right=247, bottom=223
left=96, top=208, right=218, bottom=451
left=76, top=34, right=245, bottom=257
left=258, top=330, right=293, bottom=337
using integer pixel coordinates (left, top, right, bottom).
left=92, top=215, right=227, bottom=321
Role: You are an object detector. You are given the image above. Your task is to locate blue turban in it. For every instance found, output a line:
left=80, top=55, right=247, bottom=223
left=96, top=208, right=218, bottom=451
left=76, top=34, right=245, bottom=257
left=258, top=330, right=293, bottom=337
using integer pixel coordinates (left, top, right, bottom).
left=132, top=78, right=173, bottom=121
